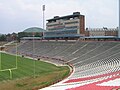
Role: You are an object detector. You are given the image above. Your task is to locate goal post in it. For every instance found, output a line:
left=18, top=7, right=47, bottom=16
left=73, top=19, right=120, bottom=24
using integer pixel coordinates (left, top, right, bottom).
left=0, top=43, right=18, bottom=79
left=16, top=43, right=18, bottom=69
left=0, top=51, right=1, bottom=70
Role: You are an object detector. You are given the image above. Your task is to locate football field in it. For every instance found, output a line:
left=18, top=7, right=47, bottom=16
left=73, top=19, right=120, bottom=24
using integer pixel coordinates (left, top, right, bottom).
left=0, top=52, right=70, bottom=90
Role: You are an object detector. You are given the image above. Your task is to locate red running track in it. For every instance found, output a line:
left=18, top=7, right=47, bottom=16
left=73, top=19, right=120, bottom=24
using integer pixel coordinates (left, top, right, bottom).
left=66, top=73, right=120, bottom=90
left=65, top=71, right=120, bottom=83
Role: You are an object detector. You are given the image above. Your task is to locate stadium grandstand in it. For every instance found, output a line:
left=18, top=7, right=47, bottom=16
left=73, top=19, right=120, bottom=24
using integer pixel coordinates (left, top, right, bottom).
left=1, top=8, right=120, bottom=89
left=6, top=40, right=120, bottom=90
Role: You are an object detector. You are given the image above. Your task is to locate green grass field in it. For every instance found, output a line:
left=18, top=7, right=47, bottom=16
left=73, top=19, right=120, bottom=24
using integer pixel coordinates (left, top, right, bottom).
left=0, top=52, right=70, bottom=90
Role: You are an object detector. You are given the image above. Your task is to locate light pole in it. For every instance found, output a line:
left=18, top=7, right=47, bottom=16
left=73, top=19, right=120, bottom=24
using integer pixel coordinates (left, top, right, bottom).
left=32, top=33, right=36, bottom=78
left=118, top=0, right=120, bottom=39
left=0, top=50, right=1, bottom=70
left=42, top=5, right=45, bottom=39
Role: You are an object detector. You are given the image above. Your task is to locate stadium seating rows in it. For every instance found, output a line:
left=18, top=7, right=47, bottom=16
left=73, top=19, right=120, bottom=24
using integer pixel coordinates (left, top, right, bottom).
left=7, top=40, right=120, bottom=90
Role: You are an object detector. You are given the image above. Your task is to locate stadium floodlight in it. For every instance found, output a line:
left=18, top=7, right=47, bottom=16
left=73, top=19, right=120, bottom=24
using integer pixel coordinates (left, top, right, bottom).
left=119, top=0, right=120, bottom=38
left=43, top=5, right=45, bottom=29
left=42, top=5, right=45, bottom=39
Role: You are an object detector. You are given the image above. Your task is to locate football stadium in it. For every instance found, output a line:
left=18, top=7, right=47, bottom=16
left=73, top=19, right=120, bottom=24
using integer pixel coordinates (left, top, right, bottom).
left=0, top=1, right=120, bottom=90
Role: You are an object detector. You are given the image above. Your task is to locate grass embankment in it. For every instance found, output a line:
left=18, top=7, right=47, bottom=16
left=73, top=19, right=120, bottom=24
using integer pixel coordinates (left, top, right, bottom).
left=0, top=53, right=70, bottom=90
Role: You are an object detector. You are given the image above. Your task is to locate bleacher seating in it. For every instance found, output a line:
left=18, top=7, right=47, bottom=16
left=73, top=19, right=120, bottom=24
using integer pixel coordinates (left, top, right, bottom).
left=6, top=40, right=120, bottom=90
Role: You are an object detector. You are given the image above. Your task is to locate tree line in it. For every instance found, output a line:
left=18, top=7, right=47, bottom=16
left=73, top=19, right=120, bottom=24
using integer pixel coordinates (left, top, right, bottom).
left=0, top=32, right=42, bottom=42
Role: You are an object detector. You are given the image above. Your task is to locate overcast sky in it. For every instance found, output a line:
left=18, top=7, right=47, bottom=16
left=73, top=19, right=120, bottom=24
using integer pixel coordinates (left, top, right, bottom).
left=0, top=0, right=119, bottom=34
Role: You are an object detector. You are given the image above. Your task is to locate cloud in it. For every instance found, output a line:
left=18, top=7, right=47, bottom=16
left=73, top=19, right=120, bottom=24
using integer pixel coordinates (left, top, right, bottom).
left=78, top=0, right=119, bottom=28
left=0, top=0, right=119, bottom=34
left=44, top=0, right=118, bottom=28
left=0, top=0, right=43, bottom=34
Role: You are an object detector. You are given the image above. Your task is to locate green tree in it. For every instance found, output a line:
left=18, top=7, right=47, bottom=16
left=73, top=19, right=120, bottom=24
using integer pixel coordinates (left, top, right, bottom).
left=0, top=34, right=6, bottom=41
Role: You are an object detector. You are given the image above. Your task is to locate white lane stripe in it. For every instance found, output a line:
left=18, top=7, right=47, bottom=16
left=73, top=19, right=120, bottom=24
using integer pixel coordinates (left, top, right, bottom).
left=97, top=78, right=120, bottom=86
